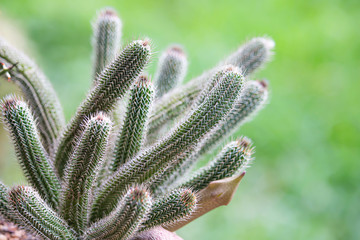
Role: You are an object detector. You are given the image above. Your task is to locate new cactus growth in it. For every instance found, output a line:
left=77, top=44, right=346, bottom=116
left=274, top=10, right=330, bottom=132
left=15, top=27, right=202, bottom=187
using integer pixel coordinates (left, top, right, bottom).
left=0, top=7, right=273, bottom=240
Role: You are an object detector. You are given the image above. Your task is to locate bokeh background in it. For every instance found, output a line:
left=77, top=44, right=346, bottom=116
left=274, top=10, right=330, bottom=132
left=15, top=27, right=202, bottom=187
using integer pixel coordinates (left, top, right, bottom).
left=0, top=0, right=359, bottom=239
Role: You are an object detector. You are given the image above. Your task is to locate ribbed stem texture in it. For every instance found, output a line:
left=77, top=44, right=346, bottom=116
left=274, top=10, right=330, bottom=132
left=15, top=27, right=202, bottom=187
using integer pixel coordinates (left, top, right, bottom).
left=8, top=186, right=77, bottom=240
left=181, top=138, right=253, bottom=191
left=54, top=39, right=151, bottom=178
left=60, top=113, right=112, bottom=233
left=0, top=38, right=65, bottom=154
left=140, top=188, right=196, bottom=231
left=111, top=75, right=154, bottom=171
left=1, top=97, right=60, bottom=208
left=91, top=66, right=244, bottom=219
left=84, top=186, right=151, bottom=240
left=154, top=45, right=187, bottom=98
left=92, top=7, right=122, bottom=81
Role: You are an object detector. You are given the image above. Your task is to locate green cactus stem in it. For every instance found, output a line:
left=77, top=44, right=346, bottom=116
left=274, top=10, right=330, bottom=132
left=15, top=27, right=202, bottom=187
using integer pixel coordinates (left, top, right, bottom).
left=1, top=97, right=60, bottom=208
left=111, top=75, right=154, bottom=171
left=60, top=113, right=112, bottom=233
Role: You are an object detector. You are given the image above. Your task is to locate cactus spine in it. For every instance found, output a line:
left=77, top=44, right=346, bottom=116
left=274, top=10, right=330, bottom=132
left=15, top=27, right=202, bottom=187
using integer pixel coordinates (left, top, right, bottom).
left=0, top=6, right=274, bottom=240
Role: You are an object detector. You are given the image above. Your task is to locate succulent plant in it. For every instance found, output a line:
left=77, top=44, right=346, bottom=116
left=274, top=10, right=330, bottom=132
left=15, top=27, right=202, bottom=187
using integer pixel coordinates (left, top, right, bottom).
left=0, top=7, right=273, bottom=240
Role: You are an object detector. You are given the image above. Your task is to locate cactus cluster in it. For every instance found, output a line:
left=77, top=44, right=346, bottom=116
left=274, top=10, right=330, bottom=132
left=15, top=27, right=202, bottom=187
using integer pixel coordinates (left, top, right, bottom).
left=0, top=7, right=273, bottom=240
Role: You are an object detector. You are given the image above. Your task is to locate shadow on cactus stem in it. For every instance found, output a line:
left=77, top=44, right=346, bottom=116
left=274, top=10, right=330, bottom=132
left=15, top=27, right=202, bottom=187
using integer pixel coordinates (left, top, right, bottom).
left=0, top=6, right=274, bottom=240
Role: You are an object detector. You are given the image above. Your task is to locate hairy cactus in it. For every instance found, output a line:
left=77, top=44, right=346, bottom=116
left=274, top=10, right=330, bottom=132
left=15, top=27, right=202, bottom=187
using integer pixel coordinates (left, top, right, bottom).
left=0, top=7, right=273, bottom=240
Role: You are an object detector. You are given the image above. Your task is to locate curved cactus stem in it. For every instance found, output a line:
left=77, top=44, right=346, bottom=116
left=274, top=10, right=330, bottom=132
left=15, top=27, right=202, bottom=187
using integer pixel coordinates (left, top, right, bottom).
left=8, top=186, right=77, bottom=239
left=60, top=113, right=112, bottom=233
left=140, top=188, right=197, bottom=231
left=54, top=39, right=151, bottom=178
left=165, top=172, right=246, bottom=232
left=111, top=75, right=154, bottom=171
left=83, top=186, right=151, bottom=240
left=1, top=97, right=60, bottom=208
left=92, top=7, right=122, bottom=82
left=0, top=38, right=65, bottom=155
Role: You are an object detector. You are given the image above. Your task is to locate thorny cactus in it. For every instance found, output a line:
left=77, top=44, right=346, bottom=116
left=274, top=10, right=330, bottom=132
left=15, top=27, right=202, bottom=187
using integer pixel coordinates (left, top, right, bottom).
left=0, top=7, right=273, bottom=240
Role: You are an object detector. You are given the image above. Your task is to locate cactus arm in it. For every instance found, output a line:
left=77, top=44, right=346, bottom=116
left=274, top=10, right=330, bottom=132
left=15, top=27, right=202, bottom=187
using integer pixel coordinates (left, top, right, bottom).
left=0, top=38, right=65, bottom=154
left=154, top=45, right=188, bottom=98
left=8, top=186, right=77, bottom=240
left=111, top=75, right=154, bottom=171
left=224, top=37, right=275, bottom=75
left=139, top=188, right=196, bottom=231
left=54, top=39, right=151, bottom=178
left=180, top=138, right=253, bottom=191
left=92, top=7, right=122, bottom=81
left=83, top=186, right=151, bottom=240
left=0, top=181, right=17, bottom=223
left=60, top=113, right=111, bottom=233
left=1, top=97, right=60, bottom=208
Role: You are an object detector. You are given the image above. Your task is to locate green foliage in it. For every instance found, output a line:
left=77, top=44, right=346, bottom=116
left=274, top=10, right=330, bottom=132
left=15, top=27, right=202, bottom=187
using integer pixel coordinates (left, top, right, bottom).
left=0, top=6, right=272, bottom=240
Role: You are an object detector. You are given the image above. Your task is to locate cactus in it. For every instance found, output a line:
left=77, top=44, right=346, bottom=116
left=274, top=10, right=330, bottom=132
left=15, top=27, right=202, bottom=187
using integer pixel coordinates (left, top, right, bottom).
left=0, top=6, right=273, bottom=240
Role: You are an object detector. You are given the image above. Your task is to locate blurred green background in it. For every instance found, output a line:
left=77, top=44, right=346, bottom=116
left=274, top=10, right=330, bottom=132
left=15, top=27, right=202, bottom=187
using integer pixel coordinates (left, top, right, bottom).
left=1, top=0, right=359, bottom=239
